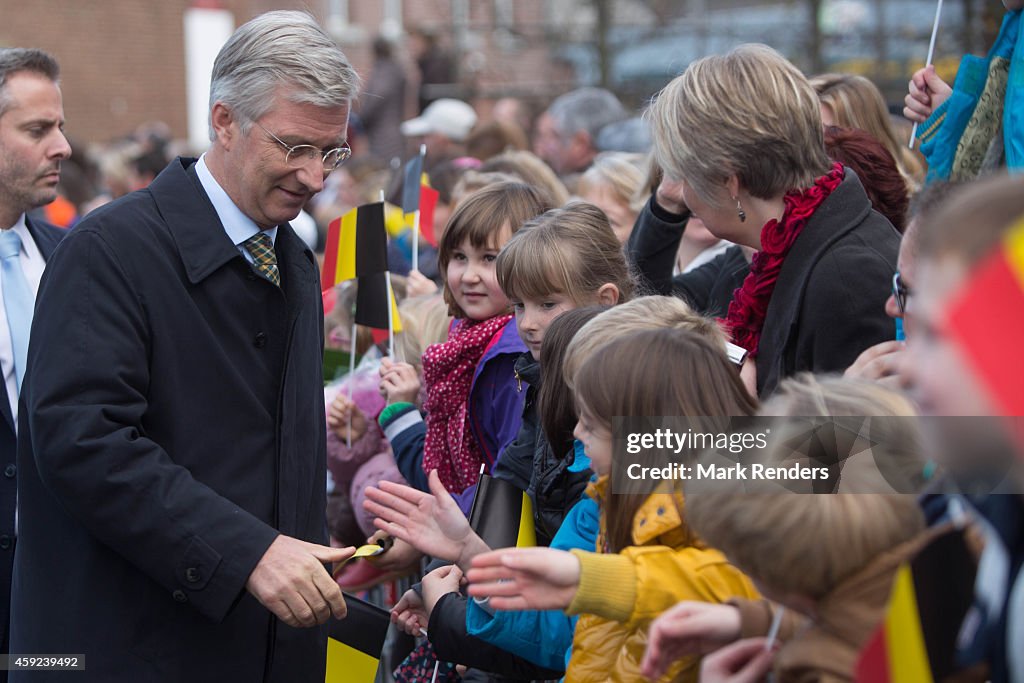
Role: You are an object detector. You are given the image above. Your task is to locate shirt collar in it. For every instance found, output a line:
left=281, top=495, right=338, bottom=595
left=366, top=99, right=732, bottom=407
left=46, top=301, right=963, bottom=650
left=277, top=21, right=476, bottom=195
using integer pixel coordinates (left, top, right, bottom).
left=8, top=214, right=42, bottom=262
left=194, top=154, right=277, bottom=247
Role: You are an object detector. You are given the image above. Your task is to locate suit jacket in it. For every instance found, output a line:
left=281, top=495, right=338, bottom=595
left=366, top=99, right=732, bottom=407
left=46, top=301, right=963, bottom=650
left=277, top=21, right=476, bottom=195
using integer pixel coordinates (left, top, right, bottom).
left=11, top=158, right=329, bottom=681
left=0, top=215, right=65, bottom=651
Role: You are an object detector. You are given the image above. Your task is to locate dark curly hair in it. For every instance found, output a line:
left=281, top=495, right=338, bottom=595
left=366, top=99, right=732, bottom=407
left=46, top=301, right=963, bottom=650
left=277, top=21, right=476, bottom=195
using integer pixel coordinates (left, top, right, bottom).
left=824, top=126, right=909, bottom=232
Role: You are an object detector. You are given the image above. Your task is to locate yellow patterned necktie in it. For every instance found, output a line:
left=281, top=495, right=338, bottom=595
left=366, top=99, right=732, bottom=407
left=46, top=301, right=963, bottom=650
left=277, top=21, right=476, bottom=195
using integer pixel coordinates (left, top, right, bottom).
left=242, top=231, right=280, bottom=286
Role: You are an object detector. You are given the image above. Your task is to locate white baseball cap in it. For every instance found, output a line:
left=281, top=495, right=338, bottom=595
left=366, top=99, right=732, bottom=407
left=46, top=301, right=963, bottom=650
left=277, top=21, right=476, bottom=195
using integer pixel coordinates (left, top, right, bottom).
left=400, top=98, right=478, bottom=142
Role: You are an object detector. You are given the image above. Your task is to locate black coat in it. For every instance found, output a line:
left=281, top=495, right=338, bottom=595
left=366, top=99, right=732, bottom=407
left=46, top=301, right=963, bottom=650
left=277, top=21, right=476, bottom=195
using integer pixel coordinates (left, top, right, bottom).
left=0, top=216, right=65, bottom=654
left=754, top=169, right=900, bottom=394
left=11, top=158, right=329, bottom=681
left=628, top=170, right=899, bottom=396
left=627, top=195, right=750, bottom=319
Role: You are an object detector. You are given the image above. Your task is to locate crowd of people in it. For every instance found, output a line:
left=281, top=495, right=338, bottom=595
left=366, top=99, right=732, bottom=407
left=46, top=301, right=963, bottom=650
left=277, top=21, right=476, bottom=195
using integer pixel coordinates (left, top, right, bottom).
left=1, top=4, right=1023, bottom=683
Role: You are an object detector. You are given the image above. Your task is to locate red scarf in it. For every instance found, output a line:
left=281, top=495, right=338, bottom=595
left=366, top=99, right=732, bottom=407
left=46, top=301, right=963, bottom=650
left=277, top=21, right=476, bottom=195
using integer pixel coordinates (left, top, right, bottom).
left=422, top=315, right=513, bottom=493
left=721, top=163, right=845, bottom=356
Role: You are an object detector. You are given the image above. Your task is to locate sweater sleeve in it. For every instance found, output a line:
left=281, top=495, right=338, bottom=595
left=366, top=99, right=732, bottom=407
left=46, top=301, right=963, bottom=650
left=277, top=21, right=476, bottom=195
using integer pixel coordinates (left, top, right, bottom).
left=427, top=592, right=566, bottom=679
left=567, top=546, right=759, bottom=629
left=626, top=194, right=689, bottom=296
left=729, top=597, right=804, bottom=642
left=380, top=405, right=429, bottom=492
left=464, top=496, right=598, bottom=669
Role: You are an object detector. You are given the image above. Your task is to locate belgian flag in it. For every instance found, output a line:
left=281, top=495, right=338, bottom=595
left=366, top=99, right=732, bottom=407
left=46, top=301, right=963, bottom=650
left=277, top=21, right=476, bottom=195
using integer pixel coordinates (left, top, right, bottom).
left=326, top=593, right=390, bottom=682
left=855, top=526, right=976, bottom=683
left=944, top=216, right=1024, bottom=418
left=467, top=474, right=536, bottom=549
left=321, top=202, right=389, bottom=292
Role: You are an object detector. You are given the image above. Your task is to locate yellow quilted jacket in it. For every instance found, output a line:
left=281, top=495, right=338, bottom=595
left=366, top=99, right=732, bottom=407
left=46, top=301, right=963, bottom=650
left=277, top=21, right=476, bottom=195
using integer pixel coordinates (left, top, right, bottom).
left=564, top=477, right=759, bottom=683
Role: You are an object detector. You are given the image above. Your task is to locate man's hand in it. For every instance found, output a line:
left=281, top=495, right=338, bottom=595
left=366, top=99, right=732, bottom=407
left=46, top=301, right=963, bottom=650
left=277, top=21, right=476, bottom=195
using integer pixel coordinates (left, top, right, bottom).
left=379, top=357, right=421, bottom=405
left=327, top=392, right=368, bottom=442
left=904, top=65, right=952, bottom=124
left=641, top=602, right=743, bottom=679
left=246, top=535, right=355, bottom=628
left=466, top=547, right=581, bottom=611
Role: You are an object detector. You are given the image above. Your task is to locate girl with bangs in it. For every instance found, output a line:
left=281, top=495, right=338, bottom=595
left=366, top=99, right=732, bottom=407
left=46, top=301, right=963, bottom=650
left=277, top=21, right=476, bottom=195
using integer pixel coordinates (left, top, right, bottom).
left=376, top=181, right=551, bottom=508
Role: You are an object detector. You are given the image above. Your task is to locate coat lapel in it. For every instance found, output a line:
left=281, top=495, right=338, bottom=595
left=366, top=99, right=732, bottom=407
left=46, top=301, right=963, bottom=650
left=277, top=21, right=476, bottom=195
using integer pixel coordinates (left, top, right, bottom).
left=756, top=169, right=873, bottom=389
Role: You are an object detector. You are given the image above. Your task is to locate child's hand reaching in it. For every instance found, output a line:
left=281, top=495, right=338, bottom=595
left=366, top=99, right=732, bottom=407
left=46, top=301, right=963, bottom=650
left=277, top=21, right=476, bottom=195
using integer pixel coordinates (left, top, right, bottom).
left=362, top=470, right=490, bottom=570
left=379, top=357, right=421, bottom=405
left=391, top=588, right=429, bottom=636
left=697, top=637, right=775, bottom=683
left=366, top=530, right=424, bottom=573
left=327, top=393, right=367, bottom=442
left=641, top=602, right=742, bottom=679
left=466, top=547, right=581, bottom=611
left=422, top=564, right=464, bottom=614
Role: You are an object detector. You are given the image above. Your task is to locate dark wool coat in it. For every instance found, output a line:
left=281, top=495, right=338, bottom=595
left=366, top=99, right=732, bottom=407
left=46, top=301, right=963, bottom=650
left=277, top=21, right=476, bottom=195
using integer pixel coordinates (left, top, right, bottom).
left=11, top=158, right=329, bottom=682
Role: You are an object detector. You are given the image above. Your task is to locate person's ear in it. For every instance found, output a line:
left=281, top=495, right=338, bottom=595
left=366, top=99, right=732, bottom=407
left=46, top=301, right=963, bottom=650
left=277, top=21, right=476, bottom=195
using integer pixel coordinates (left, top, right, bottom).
left=595, top=283, right=620, bottom=306
left=210, top=102, right=238, bottom=149
left=725, top=174, right=742, bottom=201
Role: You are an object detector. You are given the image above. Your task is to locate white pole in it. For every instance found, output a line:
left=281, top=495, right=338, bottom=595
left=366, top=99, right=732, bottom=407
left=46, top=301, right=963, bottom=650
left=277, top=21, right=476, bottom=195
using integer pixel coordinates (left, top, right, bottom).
left=347, top=316, right=357, bottom=449
left=412, top=144, right=426, bottom=272
left=386, top=271, right=396, bottom=359
left=909, top=0, right=943, bottom=149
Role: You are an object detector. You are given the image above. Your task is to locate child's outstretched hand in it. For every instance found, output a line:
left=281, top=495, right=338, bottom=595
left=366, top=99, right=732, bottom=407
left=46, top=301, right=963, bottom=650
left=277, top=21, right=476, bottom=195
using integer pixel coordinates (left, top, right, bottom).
left=697, top=637, right=775, bottom=683
left=466, top=547, right=581, bottom=611
left=391, top=588, right=429, bottom=636
left=641, top=602, right=742, bottom=679
left=362, top=470, right=489, bottom=570
left=422, top=564, right=464, bottom=614
left=327, top=392, right=367, bottom=442
left=379, top=357, right=421, bottom=405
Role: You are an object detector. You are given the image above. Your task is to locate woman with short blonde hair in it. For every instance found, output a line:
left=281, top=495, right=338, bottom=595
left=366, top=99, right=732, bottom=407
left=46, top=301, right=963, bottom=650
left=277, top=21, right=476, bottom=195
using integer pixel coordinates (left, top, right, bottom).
left=643, top=44, right=900, bottom=396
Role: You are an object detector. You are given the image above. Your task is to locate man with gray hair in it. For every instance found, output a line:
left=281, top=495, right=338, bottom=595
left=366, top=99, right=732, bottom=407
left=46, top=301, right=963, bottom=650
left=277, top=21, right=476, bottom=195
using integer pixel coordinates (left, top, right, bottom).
left=533, top=86, right=628, bottom=177
left=11, top=12, right=358, bottom=680
left=0, top=47, right=70, bottom=674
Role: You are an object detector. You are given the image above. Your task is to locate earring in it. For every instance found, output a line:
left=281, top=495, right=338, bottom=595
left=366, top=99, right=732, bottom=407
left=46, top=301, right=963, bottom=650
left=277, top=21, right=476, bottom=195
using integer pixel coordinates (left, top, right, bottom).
left=735, top=197, right=747, bottom=223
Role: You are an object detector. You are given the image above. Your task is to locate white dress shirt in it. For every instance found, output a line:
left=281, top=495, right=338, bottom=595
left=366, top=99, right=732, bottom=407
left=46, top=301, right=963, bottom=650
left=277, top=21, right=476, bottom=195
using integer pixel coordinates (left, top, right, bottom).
left=0, top=214, right=47, bottom=424
left=194, top=154, right=278, bottom=260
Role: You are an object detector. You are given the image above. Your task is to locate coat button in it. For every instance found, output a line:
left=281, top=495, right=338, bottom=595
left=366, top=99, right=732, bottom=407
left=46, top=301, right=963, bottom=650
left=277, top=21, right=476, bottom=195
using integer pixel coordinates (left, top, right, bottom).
left=172, top=590, right=188, bottom=603
left=185, top=567, right=202, bottom=583
left=0, top=535, right=12, bottom=550
left=253, top=332, right=267, bottom=348
left=3, top=464, right=15, bottom=478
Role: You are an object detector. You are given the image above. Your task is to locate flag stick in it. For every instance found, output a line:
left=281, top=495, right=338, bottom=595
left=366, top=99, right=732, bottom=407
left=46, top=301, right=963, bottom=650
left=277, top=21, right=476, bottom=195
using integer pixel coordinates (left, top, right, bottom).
left=765, top=606, right=786, bottom=651
left=386, top=271, right=396, bottom=359
left=347, top=315, right=357, bottom=449
left=412, top=144, right=426, bottom=272
left=909, top=0, right=943, bottom=149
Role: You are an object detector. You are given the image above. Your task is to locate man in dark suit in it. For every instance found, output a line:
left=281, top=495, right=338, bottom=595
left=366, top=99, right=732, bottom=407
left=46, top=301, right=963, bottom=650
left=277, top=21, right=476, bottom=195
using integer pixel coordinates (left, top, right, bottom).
left=11, top=12, right=359, bottom=681
left=0, top=48, right=71, bottom=666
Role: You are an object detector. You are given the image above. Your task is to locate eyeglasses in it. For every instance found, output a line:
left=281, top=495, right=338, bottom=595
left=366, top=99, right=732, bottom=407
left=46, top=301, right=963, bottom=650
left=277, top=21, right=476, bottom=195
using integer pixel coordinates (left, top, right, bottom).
left=256, top=122, right=351, bottom=173
left=892, top=271, right=910, bottom=316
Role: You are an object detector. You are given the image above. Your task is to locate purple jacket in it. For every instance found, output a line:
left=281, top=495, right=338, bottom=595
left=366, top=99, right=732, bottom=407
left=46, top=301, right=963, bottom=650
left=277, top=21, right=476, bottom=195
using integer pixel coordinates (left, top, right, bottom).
left=382, top=317, right=526, bottom=514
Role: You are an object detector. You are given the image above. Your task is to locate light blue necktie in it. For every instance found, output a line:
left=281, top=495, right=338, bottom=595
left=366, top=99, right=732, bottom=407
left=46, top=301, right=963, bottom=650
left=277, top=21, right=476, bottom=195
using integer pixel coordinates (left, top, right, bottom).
left=0, top=230, right=33, bottom=392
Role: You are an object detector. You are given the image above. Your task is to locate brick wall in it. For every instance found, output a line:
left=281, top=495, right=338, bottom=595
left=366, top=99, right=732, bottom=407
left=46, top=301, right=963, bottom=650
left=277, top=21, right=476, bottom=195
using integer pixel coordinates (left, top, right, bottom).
left=0, top=0, right=571, bottom=145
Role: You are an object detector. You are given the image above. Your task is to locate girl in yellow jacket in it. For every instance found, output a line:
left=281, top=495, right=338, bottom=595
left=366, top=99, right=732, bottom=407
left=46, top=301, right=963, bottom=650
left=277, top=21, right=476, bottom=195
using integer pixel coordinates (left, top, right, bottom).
left=467, top=327, right=760, bottom=682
